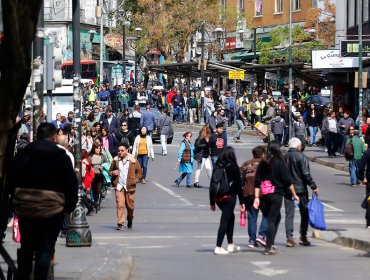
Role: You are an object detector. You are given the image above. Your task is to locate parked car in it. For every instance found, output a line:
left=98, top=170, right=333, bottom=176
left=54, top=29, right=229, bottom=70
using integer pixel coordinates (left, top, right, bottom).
left=306, top=95, right=331, bottom=107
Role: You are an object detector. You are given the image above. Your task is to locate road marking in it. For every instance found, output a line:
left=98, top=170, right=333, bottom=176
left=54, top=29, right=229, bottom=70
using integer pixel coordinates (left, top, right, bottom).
left=126, top=245, right=170, bottom=249
left=95, top=236, right=177, bottom=240
left=325, top=219, right=363, bottom=224
left=322, top=202, right=344, bottom=212
left=152, top=181, right=193, bottom=206
left=252, top=261, right=288, bottom=277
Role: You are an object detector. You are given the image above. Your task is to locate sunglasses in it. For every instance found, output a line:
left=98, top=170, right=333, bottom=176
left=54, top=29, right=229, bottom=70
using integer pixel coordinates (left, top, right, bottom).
left=122, top=124, right=127, bottom=126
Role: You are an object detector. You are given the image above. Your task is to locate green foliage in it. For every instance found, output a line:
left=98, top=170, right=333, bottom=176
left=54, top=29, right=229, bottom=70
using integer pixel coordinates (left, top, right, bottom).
left=256, top=25, right=324, bottom=64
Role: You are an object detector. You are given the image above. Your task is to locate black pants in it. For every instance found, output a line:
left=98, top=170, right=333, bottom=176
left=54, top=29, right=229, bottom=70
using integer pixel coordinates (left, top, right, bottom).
left=326, top=132, right=338, bottom=156
left=262, top=194, right=283, bottom=249
left=284, top=193, right=310, bottom=238
left=366, top=183, right=370, bottom=226
left=18, top=214, right=64, bottom=280
left=215, top=195, right=236, bottom=247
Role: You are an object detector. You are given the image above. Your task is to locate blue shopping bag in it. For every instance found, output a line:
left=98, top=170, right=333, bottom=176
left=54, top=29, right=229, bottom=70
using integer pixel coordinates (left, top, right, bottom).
left=308, top=193, right=326, bottom=230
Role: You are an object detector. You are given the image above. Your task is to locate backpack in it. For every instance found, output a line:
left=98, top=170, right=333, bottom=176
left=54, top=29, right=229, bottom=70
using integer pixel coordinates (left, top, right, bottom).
left=120, top=131, right=131, bottom=145
left=210, top=164, right=231, bottom=197
left=344, top=139, right=354, bottom=161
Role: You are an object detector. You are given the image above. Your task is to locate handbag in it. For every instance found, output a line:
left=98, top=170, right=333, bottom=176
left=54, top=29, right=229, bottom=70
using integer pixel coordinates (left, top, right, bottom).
left=308, top=193, right=326, bottom=230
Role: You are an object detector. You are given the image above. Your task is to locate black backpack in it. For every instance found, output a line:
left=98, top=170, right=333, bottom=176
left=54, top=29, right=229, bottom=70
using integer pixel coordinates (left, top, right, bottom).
left=120, top=131, right=131, bottom=145
left=210, top=164, right=231, bottom=197
left=344, top=139, right=354, bottom=161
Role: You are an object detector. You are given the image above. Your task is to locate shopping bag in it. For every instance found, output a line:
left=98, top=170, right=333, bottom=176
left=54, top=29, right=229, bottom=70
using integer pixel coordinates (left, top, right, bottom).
left=240, top=211, right=246, bottom=227
left=308, top=194, right=326, bottom=230
left=12, top=216, right=21, bottom=243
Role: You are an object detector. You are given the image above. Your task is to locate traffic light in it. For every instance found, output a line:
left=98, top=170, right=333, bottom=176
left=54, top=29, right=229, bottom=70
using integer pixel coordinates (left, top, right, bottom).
left=44, top=43, right=62, bottom=90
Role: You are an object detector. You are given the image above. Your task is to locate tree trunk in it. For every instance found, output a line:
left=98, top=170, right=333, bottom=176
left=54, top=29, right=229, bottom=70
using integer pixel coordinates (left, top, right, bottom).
left=0, top=0, right=43, bottom=232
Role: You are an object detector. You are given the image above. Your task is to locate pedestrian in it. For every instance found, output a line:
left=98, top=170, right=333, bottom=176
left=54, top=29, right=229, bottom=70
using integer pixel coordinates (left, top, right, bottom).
left=118, top=88, right=130, bottom=112
left=128, top=105, right=142, bottom=136
left=109, top=142, right=143, bottom=230
left=292, top=115, right=307, bottom=151
left=307, top=103, right=319, bottom=146
left=204, top=92, right=215, bottom=124
left=253, top=141, right=299, bottom=255
left=115, top=121, right=135, bottom=152
left=187, top=91, right=198, bottom=125
left=16, top=133, right=29, bottom=154
left=249, top=95, right=258, bottom=129
left=217, top=109, right=228, bottom=146
left=208, top=110, right=218, bottom=134
left=157, top=108, right=174, bottom=156
left=234, top=101, right=248, bottom=143
left=174, top=132, right=194, bottom=188
left=81, top=149, right=98, bottom=216
left=262, top=101, right=276, bottom=141
left=99, top=127, right=118, bottom=157
left=210, top=146, right=245, bottom=255
left=101, top=108, right=119, bottom=135
left=140, top=104, right=156, bottom=136
left=90, top=143, right=107, bottom=209
left=240, top=146, right=268, bottom=248
left=11, top=123, right=78, bottom=279
left=193, top=126, right=212, bottom=188
left=338, top=112, right=355, bottom=155
left=321, top=111, right=339, bottom=157
left=132, top=127, right=155, bottom=184
left=271, top=111, right=286, bottom=145
left=171, top=89, right=185, bottom=124
left=209, top=123, right=225, bottom=167
left=347, top=126, right=365, bottom=187
left=284, top=137, right=319, bottom=247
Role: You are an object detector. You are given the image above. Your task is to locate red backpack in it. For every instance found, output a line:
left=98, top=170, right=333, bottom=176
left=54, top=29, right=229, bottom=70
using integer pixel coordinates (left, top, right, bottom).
left=82, top=161, right=95, bottom=190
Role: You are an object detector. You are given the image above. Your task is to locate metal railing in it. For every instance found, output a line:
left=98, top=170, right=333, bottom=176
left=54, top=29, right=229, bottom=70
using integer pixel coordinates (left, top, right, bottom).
left=0, top=245, right=19, bottom=280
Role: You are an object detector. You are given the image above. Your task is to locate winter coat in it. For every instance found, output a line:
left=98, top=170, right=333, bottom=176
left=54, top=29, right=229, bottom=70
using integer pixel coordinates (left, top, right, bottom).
left=109, top=154, right=142, bottom=192
left=271, top=116, right=286, bottom=135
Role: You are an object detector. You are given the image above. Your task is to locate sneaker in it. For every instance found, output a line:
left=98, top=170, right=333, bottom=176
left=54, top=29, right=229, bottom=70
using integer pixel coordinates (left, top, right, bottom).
left=214, top=247, right=229, bottom=255
left=193, top=182, right=202, bottom=188
left=116, top=224, right=124, bottom=231
left=127, top=220, right=133, bottom=229
left=299, top=236, right=311, bottom=246
left=264, top=247, right=278, bottom=255
left=142, top=178, right=146, bottom=184
left=286, top=238, right=297, bottom=247
left=174, top=180, right=180, bottom=187
left=351, top=184, right=357, bottom=188
left=248, top=241, right=257, bottom=248
left=256, top=236, right=267, bottom=247
left=227, top=244, right=241, bottom=253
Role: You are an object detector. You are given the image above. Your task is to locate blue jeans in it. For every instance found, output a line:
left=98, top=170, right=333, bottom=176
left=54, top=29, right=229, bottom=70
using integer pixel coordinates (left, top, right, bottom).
left=137, top=155, right=149, bottom=179
left=274, top=134, right=283, bottom=144
left=174, top=106, right=183, bottom=123
left=205, top=109, right=211, bottom=124
left=120, top=102, right=128, bottom=111
left=211, top=156, right=218, bottom=168
left=245, top=196, right=268, bottom=242
left=283, top=127, right=289, bottom=145
left=308, top=126, right=318, bottom=145
left=235, top=120, right=244, bottom=138
left=349, top=159, right=360, bottom=185
left=176, top=172, right=192, bottom=186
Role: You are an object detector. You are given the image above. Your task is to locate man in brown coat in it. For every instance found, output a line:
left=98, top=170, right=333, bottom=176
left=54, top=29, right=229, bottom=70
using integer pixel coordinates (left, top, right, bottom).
left=109, top=142, right=142, bottom=230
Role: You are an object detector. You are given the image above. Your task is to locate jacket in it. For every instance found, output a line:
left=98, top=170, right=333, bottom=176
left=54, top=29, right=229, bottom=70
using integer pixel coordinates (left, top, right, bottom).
left=11, top=139, right=78, bottom=218
left=240, top=158, right=262, bottom=197
left=271, top=116, right=286, bottom=135
left=140, top=110, right=156, bottom=131
left=284, top=148, right=317, bottom=194
left=157, top=113, right=173, bottom=136
left=347, top=135, right=365, bottom=160
left=262, top=106, right=275, bottom=124
left=109, top=154, right=142, bottom=192
left=132, top=135, right=155, bottom=159
left=171, top=94, right=185, bottom=107
left=102, top=116, right=120, bottom=134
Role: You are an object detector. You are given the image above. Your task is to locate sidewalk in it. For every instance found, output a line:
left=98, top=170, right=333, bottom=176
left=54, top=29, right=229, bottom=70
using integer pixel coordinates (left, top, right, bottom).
left=2, top=212, right=133, bottom=280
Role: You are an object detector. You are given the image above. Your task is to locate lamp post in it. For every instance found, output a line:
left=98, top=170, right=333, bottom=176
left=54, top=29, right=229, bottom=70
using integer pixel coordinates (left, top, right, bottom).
left=134, top=27, right=142, bottom=85
left=66, top=0, right=92, bottom=247
left=358, top=0, right=363, bottom=136
left=96, top=1, right=104, bottom=85
left=288, top=0, right=293, bottom=140
left=200, top=20, right=205, bottom=125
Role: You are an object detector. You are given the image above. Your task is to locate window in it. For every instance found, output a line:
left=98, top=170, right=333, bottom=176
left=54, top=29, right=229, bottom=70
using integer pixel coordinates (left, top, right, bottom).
left=311, top=0, right=317, bottom=7
left=255, top=0, right=262, bottom=16
left=293, top=0, right=300, bottom=11
left=364, top=0, right=369, bottom=22
left=348, top=0, right=355, bottom=27
left=275, top=0, right=283, bottom=13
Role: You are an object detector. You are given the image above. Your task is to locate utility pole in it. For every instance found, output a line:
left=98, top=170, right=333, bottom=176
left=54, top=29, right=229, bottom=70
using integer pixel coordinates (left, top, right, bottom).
left=200, top=20, right=205, bottom=125
left=32, top=1, right=44, bottom=140
left=288, top=0, right=293, bottom=139
left=66, top=0, right=92, bottom=247
left=122, top=22, right=126, bottom=85
left=358, top=0, right=363, bottom=135
left=99, top=0, right=104, bottom=85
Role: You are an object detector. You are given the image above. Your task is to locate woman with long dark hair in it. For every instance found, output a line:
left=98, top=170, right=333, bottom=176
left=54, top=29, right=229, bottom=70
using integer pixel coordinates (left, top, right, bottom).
left=193, top=125, right=212, bottom=188
left=210, top=146, right=245, bottom=255
left=307, top=103, right=319, bottom=146
left=253, top=141, right=299, bottom=255
left=90, top=143, right=107, bottom=210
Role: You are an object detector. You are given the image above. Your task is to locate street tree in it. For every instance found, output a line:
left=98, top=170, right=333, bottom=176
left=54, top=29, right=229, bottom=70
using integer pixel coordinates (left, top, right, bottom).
left=0, top=0, right=43, bottom=232
left=305, top=0, right=336, bottom=46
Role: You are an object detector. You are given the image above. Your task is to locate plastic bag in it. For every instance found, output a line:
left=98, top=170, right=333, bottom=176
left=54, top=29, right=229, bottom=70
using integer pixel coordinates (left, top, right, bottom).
left=308, top=194, right=326, bottom=230
left=13, top=216, right=21, bottom=243
left=240, top=211, right=246, bottom=227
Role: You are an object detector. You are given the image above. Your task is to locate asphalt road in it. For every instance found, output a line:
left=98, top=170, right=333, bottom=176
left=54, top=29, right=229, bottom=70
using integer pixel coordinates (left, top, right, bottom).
left=87, top=127, right=370, bottom=280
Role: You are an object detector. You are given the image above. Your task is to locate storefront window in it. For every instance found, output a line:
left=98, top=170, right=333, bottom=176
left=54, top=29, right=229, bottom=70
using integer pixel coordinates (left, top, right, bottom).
left=255, top=0, right=262, bottom=16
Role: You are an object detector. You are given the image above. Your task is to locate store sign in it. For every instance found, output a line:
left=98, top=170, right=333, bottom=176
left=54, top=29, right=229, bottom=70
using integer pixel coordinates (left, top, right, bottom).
left=311, top=49, right=359, bottom=69
left=340, top=40, right=370, bottom=57
left=104, top=34, right=123, bottom=48
left=229, top=70, right=244, bottom=80
left=224, top=37, right=236, bottom=50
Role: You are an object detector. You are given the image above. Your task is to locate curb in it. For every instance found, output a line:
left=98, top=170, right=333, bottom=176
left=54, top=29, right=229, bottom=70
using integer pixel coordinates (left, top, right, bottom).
left=305, top=156, right=349, bottom=173
left=312, top=230, right=370, bottom=253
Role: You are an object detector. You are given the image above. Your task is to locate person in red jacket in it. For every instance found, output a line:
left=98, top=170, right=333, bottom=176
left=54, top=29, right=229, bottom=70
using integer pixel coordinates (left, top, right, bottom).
left=166, top=88, right=176, bottom=118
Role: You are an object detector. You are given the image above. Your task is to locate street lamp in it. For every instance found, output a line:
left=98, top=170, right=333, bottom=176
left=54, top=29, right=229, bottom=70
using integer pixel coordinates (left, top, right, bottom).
left=120, top=19, right=130, bottom=85
left=214, top=27, right=224, bottom=42
left=133, top=27, right=142, bottom=85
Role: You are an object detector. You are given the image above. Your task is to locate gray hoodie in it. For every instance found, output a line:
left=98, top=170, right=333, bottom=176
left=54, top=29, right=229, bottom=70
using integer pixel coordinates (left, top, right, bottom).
left=271, top=116, right=286, bottom=135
